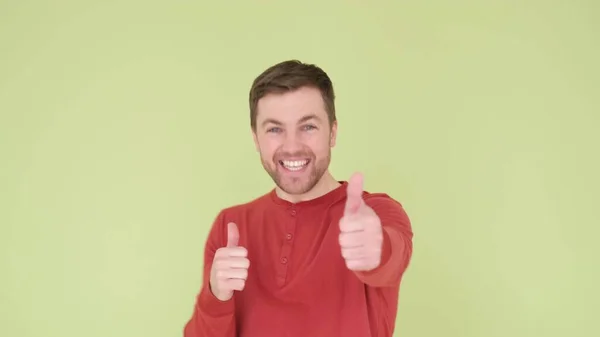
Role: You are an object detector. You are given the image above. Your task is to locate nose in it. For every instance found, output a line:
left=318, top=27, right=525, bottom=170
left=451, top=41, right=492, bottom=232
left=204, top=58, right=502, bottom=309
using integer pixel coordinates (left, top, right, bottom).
left=281, top=129, right=303, bottom=153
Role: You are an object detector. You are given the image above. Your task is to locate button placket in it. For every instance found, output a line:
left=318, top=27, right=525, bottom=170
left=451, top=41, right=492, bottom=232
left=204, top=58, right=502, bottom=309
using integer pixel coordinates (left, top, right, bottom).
left=276, top=206, right=298, bottom=286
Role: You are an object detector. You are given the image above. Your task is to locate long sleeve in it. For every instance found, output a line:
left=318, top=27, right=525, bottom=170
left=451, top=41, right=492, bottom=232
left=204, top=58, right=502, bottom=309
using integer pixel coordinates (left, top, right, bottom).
left=183, top=211, right=237, bottom=337
left=353, top=194, right=414, bottom=287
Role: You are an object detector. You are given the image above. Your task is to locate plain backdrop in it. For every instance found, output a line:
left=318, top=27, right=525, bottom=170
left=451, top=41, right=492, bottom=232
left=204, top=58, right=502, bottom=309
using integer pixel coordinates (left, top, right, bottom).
left=1, top=1, right=598, bottom=336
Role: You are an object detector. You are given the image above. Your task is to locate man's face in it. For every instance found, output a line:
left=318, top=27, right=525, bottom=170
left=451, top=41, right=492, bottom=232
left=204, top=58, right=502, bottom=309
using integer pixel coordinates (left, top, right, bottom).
left=252, top=86, right=337, bottom=195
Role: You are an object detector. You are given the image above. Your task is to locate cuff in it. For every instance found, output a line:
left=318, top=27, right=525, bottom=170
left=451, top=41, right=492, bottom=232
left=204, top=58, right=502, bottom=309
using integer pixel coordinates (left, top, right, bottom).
left=353, top=227, right=400, bottom=286
left=197, top=283, right=235, bottom=317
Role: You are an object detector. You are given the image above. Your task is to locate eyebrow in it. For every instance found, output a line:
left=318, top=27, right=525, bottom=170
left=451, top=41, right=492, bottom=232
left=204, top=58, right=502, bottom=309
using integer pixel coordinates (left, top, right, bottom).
left=261, top=114, right=322, bottom=128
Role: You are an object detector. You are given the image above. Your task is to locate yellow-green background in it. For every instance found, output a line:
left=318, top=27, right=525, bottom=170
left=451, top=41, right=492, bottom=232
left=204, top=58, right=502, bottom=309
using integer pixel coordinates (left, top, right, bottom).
left=1, top=1, right=598, bottom=336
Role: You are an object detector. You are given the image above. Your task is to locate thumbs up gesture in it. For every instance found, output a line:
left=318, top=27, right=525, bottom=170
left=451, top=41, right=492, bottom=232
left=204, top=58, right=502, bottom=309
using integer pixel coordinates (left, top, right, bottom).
left=209, top=222, right=250, bottom=301
left=339, top=173, right=384, bottom=272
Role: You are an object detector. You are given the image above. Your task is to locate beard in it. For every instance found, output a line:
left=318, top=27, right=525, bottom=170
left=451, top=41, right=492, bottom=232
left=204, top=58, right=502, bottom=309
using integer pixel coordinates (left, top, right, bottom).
left=261, top=149, right=331, bottom=195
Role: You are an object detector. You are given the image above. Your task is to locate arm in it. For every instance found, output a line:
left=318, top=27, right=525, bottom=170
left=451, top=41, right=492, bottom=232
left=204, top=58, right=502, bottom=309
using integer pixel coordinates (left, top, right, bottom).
left=353, top=194, right=414, bottom=287
left=183, top=211, right=237, bottom=337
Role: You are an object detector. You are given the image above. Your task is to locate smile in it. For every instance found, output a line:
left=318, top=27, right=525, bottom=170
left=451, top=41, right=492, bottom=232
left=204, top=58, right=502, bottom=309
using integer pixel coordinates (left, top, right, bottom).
left=279, top=159, right=310, bottom=171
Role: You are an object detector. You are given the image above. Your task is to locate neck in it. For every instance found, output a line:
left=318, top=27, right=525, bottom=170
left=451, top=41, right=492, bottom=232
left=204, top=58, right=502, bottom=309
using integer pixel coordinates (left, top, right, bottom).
left=275, top=171, right=340, bottom=203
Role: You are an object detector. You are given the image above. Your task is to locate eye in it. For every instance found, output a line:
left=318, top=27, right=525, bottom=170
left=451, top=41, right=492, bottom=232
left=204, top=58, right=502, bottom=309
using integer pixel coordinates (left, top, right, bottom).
left=302, top=124, right=317, bottom=131
left=267, top=127, right=282, bottom=133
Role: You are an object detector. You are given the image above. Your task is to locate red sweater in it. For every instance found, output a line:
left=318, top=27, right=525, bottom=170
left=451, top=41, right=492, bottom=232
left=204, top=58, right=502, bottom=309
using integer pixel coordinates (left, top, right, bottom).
left=184, top=181, right=413, bottom=337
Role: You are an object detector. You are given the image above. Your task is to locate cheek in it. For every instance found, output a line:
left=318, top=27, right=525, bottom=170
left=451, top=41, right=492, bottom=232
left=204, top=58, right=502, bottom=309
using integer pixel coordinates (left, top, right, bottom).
left=305, top=134, right=332, bottom=154
left=257, top=138, right=280, bottom=158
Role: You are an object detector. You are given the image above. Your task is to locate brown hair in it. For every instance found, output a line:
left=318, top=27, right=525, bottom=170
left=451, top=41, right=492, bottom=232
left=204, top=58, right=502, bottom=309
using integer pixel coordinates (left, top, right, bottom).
left=249, top=60, right=336, bottom=131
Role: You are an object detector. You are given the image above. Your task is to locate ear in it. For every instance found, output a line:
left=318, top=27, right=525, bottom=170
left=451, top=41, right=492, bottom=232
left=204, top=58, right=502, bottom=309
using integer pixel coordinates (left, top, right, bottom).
left=329, top=120, right=338, bottom=148
left=252, top=129, right=259, bottom=152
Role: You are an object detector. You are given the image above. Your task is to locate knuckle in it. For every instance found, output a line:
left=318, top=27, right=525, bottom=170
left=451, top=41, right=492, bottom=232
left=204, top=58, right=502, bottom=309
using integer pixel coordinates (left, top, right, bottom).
left=216, top=259, right=230, bottom=270
left=213, top=260, right=223, bottom=269
left=345, top=260, right=357, bottom=269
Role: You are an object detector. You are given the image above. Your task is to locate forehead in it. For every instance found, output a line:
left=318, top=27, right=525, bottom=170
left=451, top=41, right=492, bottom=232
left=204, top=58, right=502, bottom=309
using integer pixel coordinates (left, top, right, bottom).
left=256, top=86, right=327, bottom=124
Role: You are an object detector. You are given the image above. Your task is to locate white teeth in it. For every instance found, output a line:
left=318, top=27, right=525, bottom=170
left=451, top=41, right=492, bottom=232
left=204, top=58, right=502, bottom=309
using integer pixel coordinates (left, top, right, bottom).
left=282, top=160, right=308, bottom=171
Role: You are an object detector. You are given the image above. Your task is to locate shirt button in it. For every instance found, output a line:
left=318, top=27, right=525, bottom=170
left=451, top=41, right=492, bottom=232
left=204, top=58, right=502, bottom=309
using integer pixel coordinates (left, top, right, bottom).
left=286, top=233, right=293, bottom=241
left=281, top=257, right=288, bottom=264
left=290, top=209, right=297, bottom=216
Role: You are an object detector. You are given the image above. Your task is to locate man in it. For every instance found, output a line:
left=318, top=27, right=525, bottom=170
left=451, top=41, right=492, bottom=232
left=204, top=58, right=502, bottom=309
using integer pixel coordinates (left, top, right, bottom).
left=183, top=60, right=413, bottom=337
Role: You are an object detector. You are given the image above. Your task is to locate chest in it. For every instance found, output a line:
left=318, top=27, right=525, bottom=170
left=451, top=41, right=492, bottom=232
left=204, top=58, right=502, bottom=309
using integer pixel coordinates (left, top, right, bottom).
left=239, top=205, right=350, bottom=289
left=233, top=205, right=371, bottom=336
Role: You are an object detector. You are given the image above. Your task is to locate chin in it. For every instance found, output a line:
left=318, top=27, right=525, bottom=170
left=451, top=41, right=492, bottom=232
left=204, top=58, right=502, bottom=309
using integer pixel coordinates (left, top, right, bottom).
left=261, top=156, right=329, bottom=196
left=278, top=182, right=314, bottom=195
left=274, top=175, right=313, bottom=195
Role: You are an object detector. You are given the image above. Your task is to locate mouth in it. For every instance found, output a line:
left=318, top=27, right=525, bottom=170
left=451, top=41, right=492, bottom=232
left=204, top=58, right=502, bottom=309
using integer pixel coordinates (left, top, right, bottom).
left=279, top=159, right=310, bottom=172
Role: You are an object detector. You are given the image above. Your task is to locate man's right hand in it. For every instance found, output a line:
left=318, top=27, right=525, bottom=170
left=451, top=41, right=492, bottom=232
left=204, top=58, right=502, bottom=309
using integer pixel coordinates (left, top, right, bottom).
left=209, top=222, right=250, bottom=301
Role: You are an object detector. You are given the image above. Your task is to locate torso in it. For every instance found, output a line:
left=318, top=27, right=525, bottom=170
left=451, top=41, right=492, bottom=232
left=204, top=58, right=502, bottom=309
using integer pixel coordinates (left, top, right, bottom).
left=220, top=185, right=381, bottom=337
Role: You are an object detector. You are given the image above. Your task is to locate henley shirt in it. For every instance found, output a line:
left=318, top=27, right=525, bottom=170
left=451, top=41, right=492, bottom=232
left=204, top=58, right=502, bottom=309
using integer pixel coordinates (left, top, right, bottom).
left=184, top=181, right=413, bottom=337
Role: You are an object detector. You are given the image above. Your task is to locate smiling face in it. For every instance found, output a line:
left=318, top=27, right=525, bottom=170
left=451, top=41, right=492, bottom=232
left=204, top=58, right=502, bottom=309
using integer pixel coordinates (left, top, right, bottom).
left=253, top=86, right=337, bottom=196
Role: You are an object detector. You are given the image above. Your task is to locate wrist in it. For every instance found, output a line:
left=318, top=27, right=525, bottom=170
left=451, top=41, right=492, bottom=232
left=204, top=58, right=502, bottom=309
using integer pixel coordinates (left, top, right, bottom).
left=198, top=282, right=235, bottom=316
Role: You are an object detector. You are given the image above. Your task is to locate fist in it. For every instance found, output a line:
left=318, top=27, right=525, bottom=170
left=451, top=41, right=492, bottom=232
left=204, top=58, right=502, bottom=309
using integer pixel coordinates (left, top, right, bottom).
left=339, top=173, right=384, bottom=271
left=209, top=222, right=250, bottom=301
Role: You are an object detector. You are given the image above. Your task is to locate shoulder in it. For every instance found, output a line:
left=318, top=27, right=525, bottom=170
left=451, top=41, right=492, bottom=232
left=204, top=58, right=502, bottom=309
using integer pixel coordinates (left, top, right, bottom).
left=204, top=191, right=273, bottom=246
left=363, top=191, right=405, bottom=210
left=362, top=191, right=411, bottom=226
left=215, top=190, right=273, bottom=223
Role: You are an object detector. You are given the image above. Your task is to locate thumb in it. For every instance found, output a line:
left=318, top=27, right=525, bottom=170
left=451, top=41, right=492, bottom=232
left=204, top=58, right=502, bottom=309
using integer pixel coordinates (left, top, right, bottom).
left=226, top=222, right=239, bottom=247
left=344, top=172, right=365, bottom=215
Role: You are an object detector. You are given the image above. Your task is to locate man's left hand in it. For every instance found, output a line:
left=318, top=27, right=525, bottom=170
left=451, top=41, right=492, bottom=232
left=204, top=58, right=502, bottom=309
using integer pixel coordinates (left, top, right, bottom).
left=338, top=172, right=384, bottom=272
